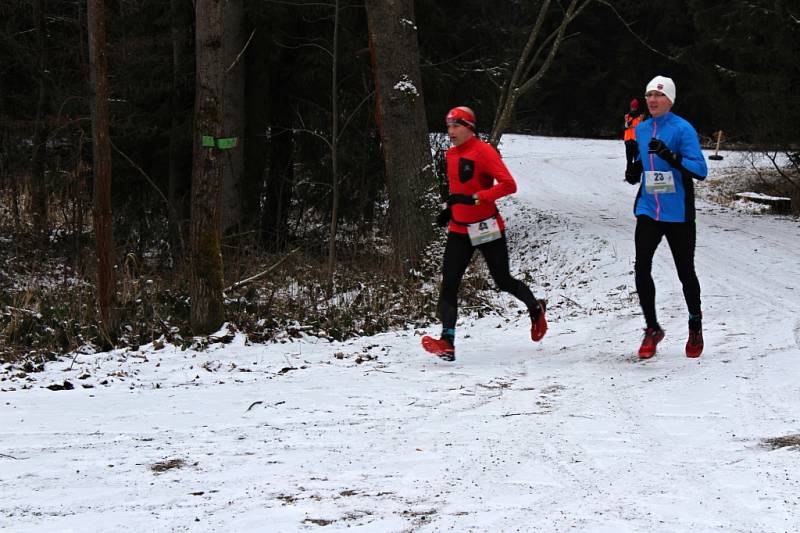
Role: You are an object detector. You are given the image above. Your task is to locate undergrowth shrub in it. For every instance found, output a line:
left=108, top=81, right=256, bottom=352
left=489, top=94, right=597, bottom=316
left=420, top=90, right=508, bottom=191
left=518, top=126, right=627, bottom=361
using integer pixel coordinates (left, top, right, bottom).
left=1, top=210, right=507, bottom=364
left=1, top=161, right=521, bottom=367
left=702, top=150, right=800, bottom=216
left=742, top=150, right=800, bottom=215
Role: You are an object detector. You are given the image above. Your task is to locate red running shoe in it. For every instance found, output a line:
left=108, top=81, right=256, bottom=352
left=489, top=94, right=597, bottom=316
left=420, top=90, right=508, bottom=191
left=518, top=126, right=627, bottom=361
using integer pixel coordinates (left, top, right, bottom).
left=421, top=335, right=455, bottom=361
left=531, top=300, right=548, bottom=342
left=686, top=328, right=703, bottom=358
left=638, top=327, right=665, bottom=359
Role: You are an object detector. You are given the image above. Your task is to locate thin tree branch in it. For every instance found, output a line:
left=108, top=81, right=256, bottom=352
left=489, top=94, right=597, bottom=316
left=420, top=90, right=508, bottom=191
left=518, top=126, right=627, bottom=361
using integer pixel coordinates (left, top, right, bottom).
left=420, top=46, right=481, bottom=69
left=517, top=0, right=583, bottom=96
left=264, top=0, right=334, bottom=7
left=337, top=89, right=374, bottom=141
left=765, top=152, right=800, bottom=189
left=293, top=127, right=333, bottom=149
left=0, top=453, right=27, bottom=460
left=226, top=28, right=257, bottom=74
left=788, top=152, right=800, bottom=175
left=291, top=105, right=334, bottom=149
left=4, top=305, right=38, bottom=315
left=110, top=140, right=169, bottom=207
left=494, top=0, right=551, bottom=128
left=263, top=0, right=364, bottom=9
left=274, top=38, right=333, bottom=58
left=521, top=0, right=592, bottom=83
left=594, top=0, right=677, bottom=61
left=224, top=247, right=301, bottom=292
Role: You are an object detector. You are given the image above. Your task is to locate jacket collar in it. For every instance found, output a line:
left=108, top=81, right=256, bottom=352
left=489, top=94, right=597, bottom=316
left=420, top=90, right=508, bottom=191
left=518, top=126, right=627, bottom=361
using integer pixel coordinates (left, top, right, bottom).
left=651, top=111, right=674, bottom=125
left=452, top=135, right=479, bottom=153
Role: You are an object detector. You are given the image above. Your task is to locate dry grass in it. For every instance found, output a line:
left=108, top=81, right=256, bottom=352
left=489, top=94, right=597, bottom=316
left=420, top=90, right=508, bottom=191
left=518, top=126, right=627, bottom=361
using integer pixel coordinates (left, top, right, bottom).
left=761, top=434, right=800, bottom=450
left=150, top=458, right=186, bottom=472
left=701, top=154, right=799, bottom=216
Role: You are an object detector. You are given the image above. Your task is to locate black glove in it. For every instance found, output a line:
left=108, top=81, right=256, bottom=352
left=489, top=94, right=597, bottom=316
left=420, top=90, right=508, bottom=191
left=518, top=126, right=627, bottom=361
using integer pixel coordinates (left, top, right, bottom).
left=436, top=207, right=451, bottom=227
left=447, top=193, right=477, bottom=206
left=625, top=160, right=642, bottom=184
left=648, top=138, right=682, bottom=167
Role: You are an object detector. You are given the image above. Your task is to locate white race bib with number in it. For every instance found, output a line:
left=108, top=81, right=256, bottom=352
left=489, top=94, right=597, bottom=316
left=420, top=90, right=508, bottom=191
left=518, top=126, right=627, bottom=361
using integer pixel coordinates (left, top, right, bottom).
left=644, top=170, right=676, bottom=194
left=467, top=217, right=502, bottom=246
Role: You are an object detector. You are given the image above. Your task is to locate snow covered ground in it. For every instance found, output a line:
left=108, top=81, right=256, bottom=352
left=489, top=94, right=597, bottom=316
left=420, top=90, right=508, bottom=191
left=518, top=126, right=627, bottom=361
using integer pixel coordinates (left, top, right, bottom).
left=2, top=136, right=799, bottom=532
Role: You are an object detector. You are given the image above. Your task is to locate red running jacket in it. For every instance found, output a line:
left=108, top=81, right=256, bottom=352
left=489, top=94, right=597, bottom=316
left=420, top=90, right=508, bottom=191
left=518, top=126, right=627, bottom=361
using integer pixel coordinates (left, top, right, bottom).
left=445, top=136, right=517, bottom=235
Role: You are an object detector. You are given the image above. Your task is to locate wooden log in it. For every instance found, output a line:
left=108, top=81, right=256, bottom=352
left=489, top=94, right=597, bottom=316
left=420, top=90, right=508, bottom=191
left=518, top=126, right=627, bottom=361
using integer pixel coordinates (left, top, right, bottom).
left=734, top=192, right=792, bottom=213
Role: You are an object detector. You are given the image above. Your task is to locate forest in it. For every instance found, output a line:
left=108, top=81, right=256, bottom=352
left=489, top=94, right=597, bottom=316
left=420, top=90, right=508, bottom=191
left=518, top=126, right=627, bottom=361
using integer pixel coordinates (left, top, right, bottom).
left=1, top=0, right=798, bottom=362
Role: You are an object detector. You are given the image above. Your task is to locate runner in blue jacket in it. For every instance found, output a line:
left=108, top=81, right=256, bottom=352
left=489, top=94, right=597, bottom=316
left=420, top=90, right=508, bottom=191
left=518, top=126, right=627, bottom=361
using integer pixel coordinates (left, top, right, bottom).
left=624, top=75, right=708, bottom=360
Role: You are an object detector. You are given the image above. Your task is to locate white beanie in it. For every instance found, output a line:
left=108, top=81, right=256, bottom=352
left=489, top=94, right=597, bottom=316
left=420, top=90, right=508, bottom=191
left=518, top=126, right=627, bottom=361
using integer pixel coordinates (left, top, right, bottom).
left=646, top=75, right=676, bottom=104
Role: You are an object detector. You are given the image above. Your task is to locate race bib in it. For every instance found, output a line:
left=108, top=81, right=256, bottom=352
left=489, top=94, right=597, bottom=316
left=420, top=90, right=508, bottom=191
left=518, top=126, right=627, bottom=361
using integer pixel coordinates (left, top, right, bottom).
left=644, top=170, right=676, bottom=194
left=467, top=216, right=502, bottom=246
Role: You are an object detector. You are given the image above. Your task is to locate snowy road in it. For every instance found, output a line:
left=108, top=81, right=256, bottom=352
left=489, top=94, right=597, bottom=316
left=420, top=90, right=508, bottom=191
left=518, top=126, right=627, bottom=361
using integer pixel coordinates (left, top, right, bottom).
left=2, top=136, right=799, bottom=532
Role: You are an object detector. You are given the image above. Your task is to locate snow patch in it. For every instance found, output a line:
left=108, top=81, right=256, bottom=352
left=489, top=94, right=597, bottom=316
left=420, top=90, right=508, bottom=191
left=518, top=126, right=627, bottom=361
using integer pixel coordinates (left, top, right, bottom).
left=393, top=75, right=418, bottom=96
left=3, top=135, right=800, bottom=532
left=399, top=18, right=417, bottom=30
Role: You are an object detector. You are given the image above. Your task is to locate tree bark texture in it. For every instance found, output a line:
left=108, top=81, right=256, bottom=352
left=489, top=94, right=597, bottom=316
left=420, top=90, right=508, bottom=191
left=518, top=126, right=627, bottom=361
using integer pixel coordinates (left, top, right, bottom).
left=326, top=0, right=341, bottom=278
left=364, top=0, right=435, bottom=272
left=189, top=0, right=226, bottom=334
left=87, top=0, right=117, bottom=339
left=30, top=0, right=49, bottom=236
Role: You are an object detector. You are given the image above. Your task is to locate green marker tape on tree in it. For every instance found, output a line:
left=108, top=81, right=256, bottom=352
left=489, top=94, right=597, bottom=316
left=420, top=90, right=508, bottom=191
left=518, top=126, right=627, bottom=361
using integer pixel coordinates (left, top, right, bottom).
left=215, top=137, right=238, bottom=150
left=201, top=136, right=238, bottom=149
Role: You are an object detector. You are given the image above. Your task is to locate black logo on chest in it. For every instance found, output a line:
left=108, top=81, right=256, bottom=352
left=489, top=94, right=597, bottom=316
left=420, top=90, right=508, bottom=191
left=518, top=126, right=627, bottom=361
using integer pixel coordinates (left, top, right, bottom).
left=459, top=158, right=475, bottom=183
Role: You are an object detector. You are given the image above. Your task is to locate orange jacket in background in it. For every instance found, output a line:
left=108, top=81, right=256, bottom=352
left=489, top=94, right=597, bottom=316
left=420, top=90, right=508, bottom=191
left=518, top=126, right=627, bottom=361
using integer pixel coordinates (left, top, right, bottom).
left=624, top=111, right=643, bottom=141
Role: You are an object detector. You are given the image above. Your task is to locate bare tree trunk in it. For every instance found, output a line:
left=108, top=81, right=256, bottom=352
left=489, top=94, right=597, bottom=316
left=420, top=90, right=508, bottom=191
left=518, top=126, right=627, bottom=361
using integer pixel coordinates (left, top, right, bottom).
left=260, top=20, right=295, bottom=252
left=87, top=0, right=117, bottom=343
left=168, top=0, right=193, bottom=265
left=489, top=0, right=592, bottom=147
left=189, top=0, right=226, bottom=335
left=364, top=0, right=435, bottom=272
left=326, top=0, right=340, bottom=279
left=0, top=83, right=21, bottom=230
left=220, top=0, right=245, bottom=234
left=242, top=18, right=270, bottom=236
left=261, top=92, right=294, bottom=251
left=30, top=0, right=49, bottom=236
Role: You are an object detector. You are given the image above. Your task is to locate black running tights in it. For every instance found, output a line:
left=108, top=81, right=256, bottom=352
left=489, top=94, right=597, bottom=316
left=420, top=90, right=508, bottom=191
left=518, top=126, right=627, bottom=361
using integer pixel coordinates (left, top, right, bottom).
left=634, top=215, right=701, bottom=329
left=625, top=139, right=638, bottom=166
left=439, top=232, right=539, bottom=331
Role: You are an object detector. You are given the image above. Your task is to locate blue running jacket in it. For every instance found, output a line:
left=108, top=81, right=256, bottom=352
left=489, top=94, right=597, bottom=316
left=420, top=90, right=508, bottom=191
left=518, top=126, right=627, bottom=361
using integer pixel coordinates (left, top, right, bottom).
left=633, top=112, right=708, bottom=222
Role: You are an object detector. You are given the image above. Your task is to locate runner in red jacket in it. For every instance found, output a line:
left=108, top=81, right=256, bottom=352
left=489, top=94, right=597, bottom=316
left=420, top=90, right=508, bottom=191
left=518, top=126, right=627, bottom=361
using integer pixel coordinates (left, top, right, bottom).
left=422, top=106, right=547, bottom=361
